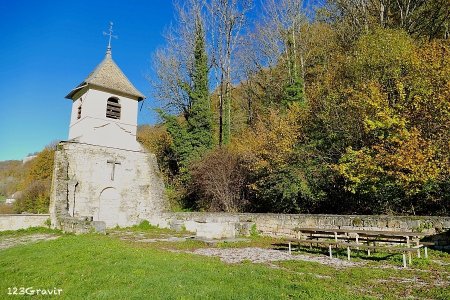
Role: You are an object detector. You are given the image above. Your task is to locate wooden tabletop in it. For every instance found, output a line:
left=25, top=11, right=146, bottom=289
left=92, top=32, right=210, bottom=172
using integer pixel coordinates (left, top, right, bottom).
left=293, top=227, right=428, bottom=237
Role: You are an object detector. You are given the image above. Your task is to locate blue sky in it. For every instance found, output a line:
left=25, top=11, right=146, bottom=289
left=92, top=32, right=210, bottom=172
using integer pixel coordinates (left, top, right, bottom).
left=0, top=0, right=320, bottom=161
left=0, top=0, right=175, bottom=161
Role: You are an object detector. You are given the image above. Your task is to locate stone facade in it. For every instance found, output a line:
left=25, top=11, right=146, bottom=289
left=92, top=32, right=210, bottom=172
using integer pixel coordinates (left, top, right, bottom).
left=49, top=141, right=167, bottom=231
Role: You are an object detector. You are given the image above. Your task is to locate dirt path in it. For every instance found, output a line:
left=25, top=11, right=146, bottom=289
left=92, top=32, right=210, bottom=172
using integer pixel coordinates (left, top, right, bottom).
left=0, top=234, right=60, bottom=250
left=191, top=247, right=362, bottom=267
left=111, top=230, right=362, bottom=268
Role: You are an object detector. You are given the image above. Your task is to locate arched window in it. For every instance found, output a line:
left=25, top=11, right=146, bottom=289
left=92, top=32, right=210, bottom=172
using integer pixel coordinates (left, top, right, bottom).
left=106, top=97, right=121, bottom=119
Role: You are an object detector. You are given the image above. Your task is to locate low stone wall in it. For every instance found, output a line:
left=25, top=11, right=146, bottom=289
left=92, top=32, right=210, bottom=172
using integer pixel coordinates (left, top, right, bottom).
left=147, top=213, right=450, bottom=245
left=0, top=214, right=50, bottom=231
left=56, top=216, right=106, bottom=234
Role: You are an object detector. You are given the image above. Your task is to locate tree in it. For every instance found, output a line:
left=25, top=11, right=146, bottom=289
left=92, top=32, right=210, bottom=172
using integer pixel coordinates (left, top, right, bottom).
left=208, top=0, right=253, bottom=145
left=235, top=103, right=321, bottom=212
left=265, top=0, right=307, bottom=105
left=247, top=0, right=308, bottom=107
left=157, top=5, right=214, bottom=186
left=0, top=160, right=23, bottom=199
left=331, top=30, right=448, bottom=214
left=137, top=124, right=177, bottom=181
left=147, top=0, right=450, bottom=215
left=323, top=0, right=450, bottom=45
left=336, top=83, right=440, bottom=214
left=184, top=16, right=214, bottom=158
left=151, top=0, right=205, bottom=117
left=15, top=145, right=56, bottom=214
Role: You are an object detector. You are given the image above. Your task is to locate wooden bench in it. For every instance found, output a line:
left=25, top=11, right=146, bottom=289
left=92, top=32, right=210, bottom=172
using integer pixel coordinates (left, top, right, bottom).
left=342, top=242, right=421, bottom=267
left=286, top=235, right=432, bottom=268
left=419, top=241, right=435, bottom=259
left=286, top=238, right=343, bottom=258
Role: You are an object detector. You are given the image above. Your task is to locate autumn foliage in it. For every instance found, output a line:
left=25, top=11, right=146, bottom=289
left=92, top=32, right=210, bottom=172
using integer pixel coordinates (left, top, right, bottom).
left=0, top=145, right=55, bottom=214
left=14, top=146, right=55, bottom=213
left=145, top=0, right=450, bottom=215
left=2, top=1, right=448, bottom=216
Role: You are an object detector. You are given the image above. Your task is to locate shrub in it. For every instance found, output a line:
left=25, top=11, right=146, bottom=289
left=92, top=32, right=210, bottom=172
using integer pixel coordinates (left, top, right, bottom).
left=14, top=180, right=50, bottom=214
left=190, top=148, right=249, bottom=212
left=0, top=204, right=14, bottom=214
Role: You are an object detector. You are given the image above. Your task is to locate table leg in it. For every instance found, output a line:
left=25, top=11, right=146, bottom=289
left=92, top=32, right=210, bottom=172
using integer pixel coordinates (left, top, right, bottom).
left=288, top=242, right=292, bottom=255
left=356, top=235, right=359, bottom=250
left=347, top=247, right=351, bottom=261
left=329, top=245, right=332, bottom=259
left=307, top=233, right=311, bottom=249
left=402, top=253, right=407, bottom=268
left=424, top=247, right=428, bottom=259
left=416, top=240, right=421, bottom=258
left=406, top=236, right=412, bottom=263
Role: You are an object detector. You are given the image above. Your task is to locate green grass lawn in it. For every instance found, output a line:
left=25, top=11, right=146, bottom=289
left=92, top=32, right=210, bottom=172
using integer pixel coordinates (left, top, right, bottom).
left=0, top=228, right=448, bottom=299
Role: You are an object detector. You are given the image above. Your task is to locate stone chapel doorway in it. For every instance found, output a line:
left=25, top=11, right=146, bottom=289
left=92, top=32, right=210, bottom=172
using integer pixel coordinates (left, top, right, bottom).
left=97, top=187, right=121, bottom=228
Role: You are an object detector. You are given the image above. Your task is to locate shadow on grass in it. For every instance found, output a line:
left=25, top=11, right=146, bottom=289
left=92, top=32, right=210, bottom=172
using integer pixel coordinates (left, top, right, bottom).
left=271, top=243, right=290, bottom=251
left=422, top=229, right=450, bottom=254
left=271, top=242, right=402, bottom=263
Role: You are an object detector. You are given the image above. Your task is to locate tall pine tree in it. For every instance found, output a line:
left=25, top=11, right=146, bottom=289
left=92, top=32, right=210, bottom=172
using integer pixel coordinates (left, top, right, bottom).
left=160, top=16, right=213, bottom=178
left=185, top=16, right=214, bottom=160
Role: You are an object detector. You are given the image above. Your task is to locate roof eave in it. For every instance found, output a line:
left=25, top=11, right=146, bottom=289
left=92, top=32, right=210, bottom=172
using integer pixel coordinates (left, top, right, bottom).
left=65, top=83, right=88, bottom=100
left=89, top=84, right=145, bottom=101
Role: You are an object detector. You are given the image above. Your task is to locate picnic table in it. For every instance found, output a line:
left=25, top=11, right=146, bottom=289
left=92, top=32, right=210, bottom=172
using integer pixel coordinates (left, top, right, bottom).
left=286, top=227, right=431, bottom=268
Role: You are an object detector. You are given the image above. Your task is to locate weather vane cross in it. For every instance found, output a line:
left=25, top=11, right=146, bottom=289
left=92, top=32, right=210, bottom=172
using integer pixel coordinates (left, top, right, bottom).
left=103, top=21, right=118, bottom=56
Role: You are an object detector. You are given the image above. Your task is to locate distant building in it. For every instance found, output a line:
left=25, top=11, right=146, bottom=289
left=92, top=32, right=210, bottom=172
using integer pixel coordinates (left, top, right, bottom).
left=5, top=191, right=22, bottom=204
left=5, top=198, right=15, bottom=205
left=22, top=155, right=37, bottom=164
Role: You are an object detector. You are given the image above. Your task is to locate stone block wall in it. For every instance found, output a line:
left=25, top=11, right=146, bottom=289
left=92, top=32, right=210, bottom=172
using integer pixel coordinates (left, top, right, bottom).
left=147, top=212, right=450, bottom=245
left=0, top=214, right=50, bottom=231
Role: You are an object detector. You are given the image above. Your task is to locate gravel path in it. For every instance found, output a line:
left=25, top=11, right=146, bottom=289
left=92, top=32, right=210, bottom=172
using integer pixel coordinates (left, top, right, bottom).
left=0, top=234, right=60, bottom=250
left=111, top=230, right=362, bottom=268
left=192, top=247, right=362, bottom=267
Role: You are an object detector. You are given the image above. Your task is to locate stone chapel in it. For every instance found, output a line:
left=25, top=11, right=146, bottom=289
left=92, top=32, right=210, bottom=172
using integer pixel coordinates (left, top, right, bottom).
left=49, top=31, right=167, bottom=231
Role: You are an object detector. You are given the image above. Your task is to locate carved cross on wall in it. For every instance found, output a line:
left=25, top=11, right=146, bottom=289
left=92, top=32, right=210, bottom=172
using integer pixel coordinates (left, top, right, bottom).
left=107, top=159, right=121, bottom=181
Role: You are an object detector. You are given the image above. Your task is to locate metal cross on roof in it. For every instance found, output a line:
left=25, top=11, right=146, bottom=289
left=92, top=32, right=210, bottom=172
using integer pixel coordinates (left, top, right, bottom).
left=103, top=21, right=118, bottom=56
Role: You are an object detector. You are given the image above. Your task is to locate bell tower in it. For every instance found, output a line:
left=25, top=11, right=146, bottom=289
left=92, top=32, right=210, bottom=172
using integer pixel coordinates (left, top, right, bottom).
left=65, top=22, right=144, bottom=151
left=50, top=23, right=167, bottom=231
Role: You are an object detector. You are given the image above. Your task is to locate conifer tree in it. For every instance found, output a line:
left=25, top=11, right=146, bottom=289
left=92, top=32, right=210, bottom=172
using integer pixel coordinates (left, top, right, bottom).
left=184, top=17, right=214, bottom=160
left=160, top=16, right=213, bottom=177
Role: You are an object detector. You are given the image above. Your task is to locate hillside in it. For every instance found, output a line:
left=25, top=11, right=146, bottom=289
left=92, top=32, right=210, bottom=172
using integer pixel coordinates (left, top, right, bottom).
left=0, top=146, right=55, bottom=214
left=142, top=0, right=450, bottom=216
